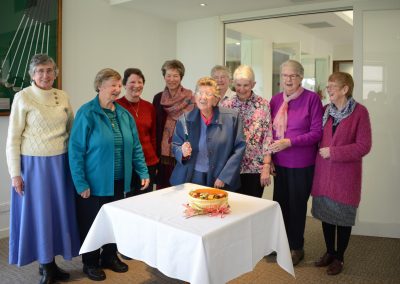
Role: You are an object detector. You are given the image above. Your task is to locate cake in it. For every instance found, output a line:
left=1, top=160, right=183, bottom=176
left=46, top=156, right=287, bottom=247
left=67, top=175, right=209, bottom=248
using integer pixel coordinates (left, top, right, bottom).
left=188, top=188, right=229, bottom=211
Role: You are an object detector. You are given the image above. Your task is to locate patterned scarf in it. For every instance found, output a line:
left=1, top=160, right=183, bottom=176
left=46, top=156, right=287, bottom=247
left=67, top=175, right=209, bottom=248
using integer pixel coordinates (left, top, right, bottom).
left=273, top=87, right=304, bottom=139
left=160, top=86, right=194, bottom=157
left=323, top=97, right=357, bottom=126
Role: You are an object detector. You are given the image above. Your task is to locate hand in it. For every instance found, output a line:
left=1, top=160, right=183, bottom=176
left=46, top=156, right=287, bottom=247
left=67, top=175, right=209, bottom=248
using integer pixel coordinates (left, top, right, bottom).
left=260, top=165, right=271, bottom=187
left=12, top=176, right=24, bottom=196
left=182, top=142, right=192, bottom=158
left=269, top=139, right=291, bottom=153
left=319, top=147, right=330, bottom=159
left=140, top=178, right=150, bottom=190
left=80, top=188, right=90, bottom=198
left=214, top=178, right=225, bottom=188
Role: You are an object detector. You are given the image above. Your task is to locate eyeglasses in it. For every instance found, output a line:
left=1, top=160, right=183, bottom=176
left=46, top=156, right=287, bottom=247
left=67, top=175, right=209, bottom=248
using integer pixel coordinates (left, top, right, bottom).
left=281, top=74, right=300, bottom=80
left=212, top=75, right=229, bottom=81
left=325, top=84, right=342, bottom=90
left=34, top=68, right=55, bottom=76
left=195, top=92, right=216, bottom=99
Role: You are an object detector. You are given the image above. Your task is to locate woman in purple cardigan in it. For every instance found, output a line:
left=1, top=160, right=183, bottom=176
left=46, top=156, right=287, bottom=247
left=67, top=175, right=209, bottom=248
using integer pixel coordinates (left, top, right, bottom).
left=269, top=60, right=323, bottom=266
left=311, top=72, right=372, bottom=275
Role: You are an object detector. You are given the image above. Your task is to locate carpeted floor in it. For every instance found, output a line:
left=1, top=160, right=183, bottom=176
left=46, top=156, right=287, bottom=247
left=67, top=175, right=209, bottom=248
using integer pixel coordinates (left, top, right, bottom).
left=1, top=217, right=399, bottom=284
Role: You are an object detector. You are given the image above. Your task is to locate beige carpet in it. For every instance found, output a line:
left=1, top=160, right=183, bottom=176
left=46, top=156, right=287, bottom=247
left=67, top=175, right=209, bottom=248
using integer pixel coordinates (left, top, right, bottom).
left=1, top=217, right=399, bottom=284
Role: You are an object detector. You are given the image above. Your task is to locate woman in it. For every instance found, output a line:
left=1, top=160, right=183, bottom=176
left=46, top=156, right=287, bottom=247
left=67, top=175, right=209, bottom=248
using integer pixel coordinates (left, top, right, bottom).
left=153, top=59, right=194, bottom=189
left=311, top=72, right=372, bottom=275
left=68, top=68, right=150, bottom=281
left=6, top=54, right=80, bottom=284
left=170, top=77, right=245, bottom=189
left=117, top=68, right=158, bottom=195
left=269, top=59, right=323, bottom=265
left=221, top=65, right=273, bottom=197
left=210, top=65, right=235, bottom=105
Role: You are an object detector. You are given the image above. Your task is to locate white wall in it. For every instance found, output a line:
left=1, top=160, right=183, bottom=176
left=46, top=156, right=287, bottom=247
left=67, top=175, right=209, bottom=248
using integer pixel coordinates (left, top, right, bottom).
left=0, top=0, right=177, bottom=238
left=333, top=43, right=353, bottom=60
left=0, top=117, right=10, bottom=238
left=63, top=0, right=177, bottom=110
left=176, top=17, right=223, bottom=91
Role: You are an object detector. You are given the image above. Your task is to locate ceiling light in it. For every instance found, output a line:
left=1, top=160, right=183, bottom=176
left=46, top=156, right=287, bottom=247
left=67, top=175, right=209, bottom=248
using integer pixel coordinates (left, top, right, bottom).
left=235, top=42, right=241, bottom=46
left=200, top=3, right=207, bottom=7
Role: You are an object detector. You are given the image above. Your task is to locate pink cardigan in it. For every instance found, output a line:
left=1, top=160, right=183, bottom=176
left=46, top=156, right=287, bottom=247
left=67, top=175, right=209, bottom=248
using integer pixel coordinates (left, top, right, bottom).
left=311, top=103, right=372, bottom=207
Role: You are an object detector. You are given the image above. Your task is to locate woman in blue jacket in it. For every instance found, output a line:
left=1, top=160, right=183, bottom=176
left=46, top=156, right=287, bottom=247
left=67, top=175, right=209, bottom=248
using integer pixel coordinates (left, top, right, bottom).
left=68, top=68, right=149, bottom=281
left=170, top=77, right=245, bottom=190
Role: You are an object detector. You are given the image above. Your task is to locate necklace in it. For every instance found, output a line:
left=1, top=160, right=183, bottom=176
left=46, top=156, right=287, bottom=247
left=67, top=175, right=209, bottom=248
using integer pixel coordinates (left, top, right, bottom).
left=128, top=99, right=140, bottom=117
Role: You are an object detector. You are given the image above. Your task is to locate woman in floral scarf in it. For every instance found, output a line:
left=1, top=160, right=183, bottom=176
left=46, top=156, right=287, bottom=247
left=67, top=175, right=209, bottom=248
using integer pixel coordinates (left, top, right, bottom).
left=153, top=60, right=194, bottom=189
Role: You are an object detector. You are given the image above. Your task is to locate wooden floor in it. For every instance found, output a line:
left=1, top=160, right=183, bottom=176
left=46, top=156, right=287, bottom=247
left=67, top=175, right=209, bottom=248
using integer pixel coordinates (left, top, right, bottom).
left=1, top=217, right=400, bottom=284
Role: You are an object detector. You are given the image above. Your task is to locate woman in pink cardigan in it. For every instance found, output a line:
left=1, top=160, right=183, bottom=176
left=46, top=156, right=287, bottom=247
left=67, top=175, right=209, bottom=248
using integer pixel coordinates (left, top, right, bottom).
left=311, top=72, right=372, bottom=275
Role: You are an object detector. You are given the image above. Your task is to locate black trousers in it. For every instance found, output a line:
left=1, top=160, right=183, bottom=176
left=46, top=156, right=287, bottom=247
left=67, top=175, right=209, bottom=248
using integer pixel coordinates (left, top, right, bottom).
left=237, top=173, right=264, bottom=198
left=76, top=180, right=125, bottom=266
left=273, top=165, right=314, bottom=250
left=156, top=159, right=175, bottom=190
left=126, top=165, right=157, bottom=197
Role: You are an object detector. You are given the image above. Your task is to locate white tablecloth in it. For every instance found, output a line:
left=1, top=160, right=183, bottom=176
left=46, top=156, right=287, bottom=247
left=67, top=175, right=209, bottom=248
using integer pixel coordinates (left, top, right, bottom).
left=80, top=183, right=294, bottom=284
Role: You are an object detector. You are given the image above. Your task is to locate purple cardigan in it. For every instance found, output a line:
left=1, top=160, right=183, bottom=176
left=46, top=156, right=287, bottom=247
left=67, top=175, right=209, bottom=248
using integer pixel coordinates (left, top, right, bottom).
left=311, top=103, right=372, bottom=207
left=270, top=89, right=323, bottom=168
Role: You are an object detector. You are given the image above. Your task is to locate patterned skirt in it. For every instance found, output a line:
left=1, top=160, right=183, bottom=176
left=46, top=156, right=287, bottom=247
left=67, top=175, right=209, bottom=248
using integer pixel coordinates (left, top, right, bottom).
left=312, top=196, right=357, bottom=227
left=9, top=153, right=80, bottom=266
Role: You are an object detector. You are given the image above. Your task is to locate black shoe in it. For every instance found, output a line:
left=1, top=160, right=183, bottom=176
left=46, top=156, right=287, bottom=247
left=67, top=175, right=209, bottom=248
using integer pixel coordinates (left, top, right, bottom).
left=39, top=262, right=70, bottom=281
left=39, top=263, right=55, bottom=284
left=291, top=249, right=305, bottom=266
left=101, top=256, right=128, bottom=273
left=120, top=254, right=132, bottom=260
left=83, top=265, right=106, bottom=281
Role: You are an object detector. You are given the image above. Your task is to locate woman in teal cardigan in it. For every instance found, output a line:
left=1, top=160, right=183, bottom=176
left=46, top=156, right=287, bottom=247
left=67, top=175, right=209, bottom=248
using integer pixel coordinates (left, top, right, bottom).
left=68, top=68, right=149, bottom=281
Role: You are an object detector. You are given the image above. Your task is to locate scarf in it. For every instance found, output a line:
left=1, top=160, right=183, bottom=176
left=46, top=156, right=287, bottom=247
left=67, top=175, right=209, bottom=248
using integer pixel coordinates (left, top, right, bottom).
left=160, top=86, right=194, bottom=157
left=323, top=97, right=357, bottom=126
left=273, top=87, right=304, bottom=139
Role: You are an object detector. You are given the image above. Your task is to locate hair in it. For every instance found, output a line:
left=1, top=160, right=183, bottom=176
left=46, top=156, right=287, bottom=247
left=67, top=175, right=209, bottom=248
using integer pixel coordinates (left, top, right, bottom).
left=328, top=71, right=354, bottom=98
left=161, top=59, right=185, bottom=78
left=233, top=65, right=255, bottom=82
left=280, top=59, right=304, bottom=78
left=28, top=54, right=58, bottom=78
left=93, top=68, right=121, bottom=92
left=195, top=77, right=220, bottom=98
left=210, top=65, right=231, bottom=78
left=122, top=68, right=145, bottom=85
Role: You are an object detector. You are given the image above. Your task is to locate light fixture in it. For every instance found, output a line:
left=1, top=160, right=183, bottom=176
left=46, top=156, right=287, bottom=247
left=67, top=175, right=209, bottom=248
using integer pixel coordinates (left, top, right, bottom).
left=235, top=42, right=241, bottom=46
left=200, top=3, right=207, bottom=7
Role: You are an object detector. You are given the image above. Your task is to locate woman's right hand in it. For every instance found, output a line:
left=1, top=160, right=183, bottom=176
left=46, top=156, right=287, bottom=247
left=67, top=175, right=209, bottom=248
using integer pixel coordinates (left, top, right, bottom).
left=80, top=188, right=91, bottom=198
left=12, top=176, right=24, bottom=196
left=182, top=142, right=192, bottom=158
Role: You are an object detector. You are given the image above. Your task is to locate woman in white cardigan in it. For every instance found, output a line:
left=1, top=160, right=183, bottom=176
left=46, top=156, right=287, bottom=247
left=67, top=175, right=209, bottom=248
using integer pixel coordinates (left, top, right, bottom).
left=6, top=54, right=80, bottom=284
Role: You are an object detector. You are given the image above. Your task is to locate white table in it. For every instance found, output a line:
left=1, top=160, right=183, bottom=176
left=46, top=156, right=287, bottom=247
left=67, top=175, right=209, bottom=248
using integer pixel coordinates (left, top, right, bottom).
left=80, top=183, right=294, bottom=284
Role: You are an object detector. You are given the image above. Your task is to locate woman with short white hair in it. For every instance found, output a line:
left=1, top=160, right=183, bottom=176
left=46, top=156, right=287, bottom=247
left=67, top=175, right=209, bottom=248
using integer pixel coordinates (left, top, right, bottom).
left=221, top=65, right=273, bottom=198
left=269, top=59, right=323, bottom=266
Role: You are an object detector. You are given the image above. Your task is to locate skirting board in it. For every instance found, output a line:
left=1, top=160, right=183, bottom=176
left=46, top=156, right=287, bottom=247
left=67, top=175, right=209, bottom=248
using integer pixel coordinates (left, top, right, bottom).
left=353, top=221, right=400, bottom=238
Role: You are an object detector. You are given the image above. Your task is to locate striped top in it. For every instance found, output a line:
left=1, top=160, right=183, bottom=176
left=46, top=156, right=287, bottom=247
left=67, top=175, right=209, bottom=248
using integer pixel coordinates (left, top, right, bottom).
left=103, top=108, right=124, bottom=180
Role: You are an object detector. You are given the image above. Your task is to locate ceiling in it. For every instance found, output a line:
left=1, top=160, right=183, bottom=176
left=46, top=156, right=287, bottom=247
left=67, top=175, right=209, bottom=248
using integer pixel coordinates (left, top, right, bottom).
left=110, top=0, right=353, bottom=48
left=110, top=0, right=341, bottom=22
